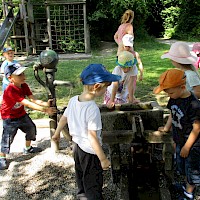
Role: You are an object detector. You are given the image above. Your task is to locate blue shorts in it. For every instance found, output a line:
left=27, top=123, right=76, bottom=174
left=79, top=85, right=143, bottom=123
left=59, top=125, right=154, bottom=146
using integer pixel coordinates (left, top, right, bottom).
left=176, top=144, right=200, bottom=186
left=1, top=114, right=37, bottom=154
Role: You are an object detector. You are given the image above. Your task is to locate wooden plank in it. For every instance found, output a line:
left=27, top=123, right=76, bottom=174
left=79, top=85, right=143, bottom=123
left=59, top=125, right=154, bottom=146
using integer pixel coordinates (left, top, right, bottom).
left=99, top=101, right=163, bottom=112
left=102, top=130, right=133, bottom=144
left=144, top=130, right=173, bottom=144
left=45, top=0, right=86, bottom=4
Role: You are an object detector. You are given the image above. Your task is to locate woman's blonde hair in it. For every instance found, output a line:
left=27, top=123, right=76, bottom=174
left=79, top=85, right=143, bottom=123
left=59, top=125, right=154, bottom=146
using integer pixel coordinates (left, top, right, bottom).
left=121, top=10, right=134, bottom=24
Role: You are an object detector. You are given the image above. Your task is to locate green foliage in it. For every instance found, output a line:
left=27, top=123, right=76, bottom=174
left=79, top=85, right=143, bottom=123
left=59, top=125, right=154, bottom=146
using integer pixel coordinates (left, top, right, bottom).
left=175, top=0, right=200, bottom=38
left=58, top=37, right=85, bottom=53
left=86, top=0, right=149, bottom=46
left=161, top=5, right=180, bottom=38
left=160, top=0, right=200, bottom=39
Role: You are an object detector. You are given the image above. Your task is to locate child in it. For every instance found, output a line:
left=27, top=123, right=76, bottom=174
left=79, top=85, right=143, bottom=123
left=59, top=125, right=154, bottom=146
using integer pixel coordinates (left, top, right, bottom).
left=154, top=68, right=200, bottom=200
left=114, top=9, right=134, bottom=56
left=104, top=50, right=139, bottom=109
left=0, top=63, right=57, bottom=170
left=1, top=47, right=18, bottom=91
left=52, top=64, right=120, bottom=200
left=192, top=42, right=200, bottom=69
left=120, top=34, right=144, bottom=87
left=161, top=41, right=200, bottom=98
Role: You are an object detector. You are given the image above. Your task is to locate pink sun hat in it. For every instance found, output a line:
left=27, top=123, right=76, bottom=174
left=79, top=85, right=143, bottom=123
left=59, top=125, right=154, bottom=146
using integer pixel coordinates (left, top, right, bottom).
left=161, top=41, right=197, bottom=64
left=192, top=43, right=200, bottom=54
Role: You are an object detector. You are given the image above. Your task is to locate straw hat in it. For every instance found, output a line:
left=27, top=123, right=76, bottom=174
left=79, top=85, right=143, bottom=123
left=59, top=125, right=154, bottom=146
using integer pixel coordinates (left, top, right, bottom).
left=117, top=51, right=137, bottom=67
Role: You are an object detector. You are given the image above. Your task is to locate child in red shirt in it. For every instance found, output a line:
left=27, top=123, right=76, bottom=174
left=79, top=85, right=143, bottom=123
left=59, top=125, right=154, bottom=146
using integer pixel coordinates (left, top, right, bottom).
left=0, top=63, right=56, bottom=170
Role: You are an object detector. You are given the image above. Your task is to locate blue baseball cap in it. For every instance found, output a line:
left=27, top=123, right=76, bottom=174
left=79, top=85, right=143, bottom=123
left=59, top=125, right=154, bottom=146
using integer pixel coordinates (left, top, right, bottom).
left=5, top=63, right=27, bottom=78
left=80, top=64, right=121, bottom=85
left=3, top=47, right=13, bottom=53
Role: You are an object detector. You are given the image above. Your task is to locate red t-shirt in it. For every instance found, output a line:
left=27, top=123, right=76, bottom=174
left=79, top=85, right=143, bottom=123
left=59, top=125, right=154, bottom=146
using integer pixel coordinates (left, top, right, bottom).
left=1, top=83, right=32, bottom=119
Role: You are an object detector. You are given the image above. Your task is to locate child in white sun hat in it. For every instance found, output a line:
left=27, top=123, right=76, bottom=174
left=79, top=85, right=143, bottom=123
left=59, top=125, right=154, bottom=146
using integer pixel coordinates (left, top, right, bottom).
left=121, top=34, right=144, bottom=81
left=161, top=41, right=200, bottom=98
left=104, top=51, right=140, bottom=108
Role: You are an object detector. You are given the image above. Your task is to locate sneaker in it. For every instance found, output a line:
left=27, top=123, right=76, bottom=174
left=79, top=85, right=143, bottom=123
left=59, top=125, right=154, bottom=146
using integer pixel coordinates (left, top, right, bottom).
left=23, top=146, right=42, bottom=154
left=77, top=193, right=87, bottom=200
left=178, top=189, right=194, bottom=200
left=0, top=158, right=8, bottom=170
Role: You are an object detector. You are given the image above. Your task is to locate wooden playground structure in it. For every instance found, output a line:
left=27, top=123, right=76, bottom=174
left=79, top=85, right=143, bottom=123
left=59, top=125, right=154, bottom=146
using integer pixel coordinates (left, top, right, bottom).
left=0, top=0, right=90, bottom=55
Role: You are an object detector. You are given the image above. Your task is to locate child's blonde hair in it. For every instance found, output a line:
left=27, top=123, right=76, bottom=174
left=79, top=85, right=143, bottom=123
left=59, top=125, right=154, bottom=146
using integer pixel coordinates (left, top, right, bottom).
left=121, top=10, right=134, bottom=24
left=84, top=82, right=111, bottom=92
left=180, top=64, right=200, bottom=78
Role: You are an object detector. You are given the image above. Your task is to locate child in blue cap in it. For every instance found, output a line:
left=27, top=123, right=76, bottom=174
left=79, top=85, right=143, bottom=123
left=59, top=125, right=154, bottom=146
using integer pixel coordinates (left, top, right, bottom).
left=104, top=50, right=139, bottom=108
left=52, top=64, right=120, bottom=200
left=1, top=47, right=18, bottom=92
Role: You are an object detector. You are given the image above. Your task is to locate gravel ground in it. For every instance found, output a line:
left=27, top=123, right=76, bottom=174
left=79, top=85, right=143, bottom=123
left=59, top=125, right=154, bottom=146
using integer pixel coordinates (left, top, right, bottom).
left=1, top=130, right=200, bottom=200
left=0, top=135, right=120, bottom=200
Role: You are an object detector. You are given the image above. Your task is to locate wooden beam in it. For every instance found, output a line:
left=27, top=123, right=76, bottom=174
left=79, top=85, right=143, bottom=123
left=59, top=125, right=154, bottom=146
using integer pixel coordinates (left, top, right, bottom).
left=102, top=130, right=133, bottom=144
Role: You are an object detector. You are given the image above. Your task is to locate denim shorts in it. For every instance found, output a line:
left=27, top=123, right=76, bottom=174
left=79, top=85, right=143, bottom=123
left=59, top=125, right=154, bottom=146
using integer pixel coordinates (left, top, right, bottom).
left=1, top=114, right=37, bottom=154
left=176, top=144, right=200, bottom=186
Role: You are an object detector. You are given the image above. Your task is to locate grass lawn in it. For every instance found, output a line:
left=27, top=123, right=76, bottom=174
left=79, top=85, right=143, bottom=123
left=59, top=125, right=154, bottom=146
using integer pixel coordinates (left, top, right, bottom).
left=25, top=37, right=173, bottom=119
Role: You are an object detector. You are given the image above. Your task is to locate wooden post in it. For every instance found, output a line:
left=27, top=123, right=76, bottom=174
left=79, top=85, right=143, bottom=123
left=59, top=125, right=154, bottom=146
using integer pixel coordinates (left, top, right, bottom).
left=27, top=0, right=36, bottom=54
left=21, top=0, right=30, bottom=54
left=83, top=3, right=90, bottom=53
left=46, top=4, right=52, bottom=49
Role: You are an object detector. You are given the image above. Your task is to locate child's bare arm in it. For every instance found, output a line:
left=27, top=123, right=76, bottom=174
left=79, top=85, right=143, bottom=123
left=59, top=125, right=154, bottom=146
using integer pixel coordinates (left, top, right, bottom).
left=181, top=120, right=200, bottom=158
left=135, top=52, right=144, bottom=81
left=52, top=115, right=68, bottom=141
left=107, top=82, right=118, bottom=108
left=158, top=112, right=172, bottom=132
left=20, top=98, right=57, bottom=115
left=28, top=94, right=53, bottom=107
left=88, top=130, right=111, bottom=170
left=114, top=31, right=118, bottom=44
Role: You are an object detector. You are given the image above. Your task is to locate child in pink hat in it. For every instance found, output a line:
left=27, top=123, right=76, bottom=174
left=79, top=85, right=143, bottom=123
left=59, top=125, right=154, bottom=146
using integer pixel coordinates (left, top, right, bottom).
left=161, top=41, right=200, bottom=98
left=192, top=42, right=200, bottom=69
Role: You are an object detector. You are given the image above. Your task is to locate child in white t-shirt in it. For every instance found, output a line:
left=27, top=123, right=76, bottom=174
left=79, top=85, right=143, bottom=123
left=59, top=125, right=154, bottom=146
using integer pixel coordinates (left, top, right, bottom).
left=104, top=50, right=139, bottom=108
left=52, top=64, right=120, bottom=200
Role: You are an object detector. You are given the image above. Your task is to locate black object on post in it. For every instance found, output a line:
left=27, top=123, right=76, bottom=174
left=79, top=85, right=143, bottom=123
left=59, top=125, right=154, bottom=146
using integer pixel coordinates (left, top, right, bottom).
left=33, top=49, right=73, bottom=151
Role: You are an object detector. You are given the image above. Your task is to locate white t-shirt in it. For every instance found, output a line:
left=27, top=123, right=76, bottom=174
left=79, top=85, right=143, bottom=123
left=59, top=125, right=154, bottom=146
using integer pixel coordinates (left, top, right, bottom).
left=185, top=70, right=200, bottom=92
left=63, top=95, right=102, bottom=154
left=107, top=65, right=138, bottom=101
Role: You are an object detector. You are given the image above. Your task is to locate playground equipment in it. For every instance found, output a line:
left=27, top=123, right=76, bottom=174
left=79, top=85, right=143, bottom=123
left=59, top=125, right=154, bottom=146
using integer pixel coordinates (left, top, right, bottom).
left=33, top=49, right=73, bottom=150
left=0, top=0, right=90, bottom=54
left=33, top=49, right=174, bottom=199
left=0, top=6, right=19, bottom=49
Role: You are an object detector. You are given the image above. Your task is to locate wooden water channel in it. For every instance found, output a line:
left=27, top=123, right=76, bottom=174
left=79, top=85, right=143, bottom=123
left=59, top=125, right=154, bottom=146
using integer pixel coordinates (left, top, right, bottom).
left=100, top=102, right=173, bottom=200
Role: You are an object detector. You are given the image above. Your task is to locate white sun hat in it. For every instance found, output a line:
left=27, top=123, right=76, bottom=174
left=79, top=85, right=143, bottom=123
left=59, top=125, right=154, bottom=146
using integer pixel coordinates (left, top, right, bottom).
left=161, top=41, right=197, bottom=64
left=122, top=34, right=134, bottom=47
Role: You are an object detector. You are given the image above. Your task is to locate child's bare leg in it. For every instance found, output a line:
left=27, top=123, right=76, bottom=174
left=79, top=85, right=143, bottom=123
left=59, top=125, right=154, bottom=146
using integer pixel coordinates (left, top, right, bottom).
left=25, top=140, right=31, bottom=148
left=0, top=152, right=6, bottom=157
left=186, top=182, right=195, bottom=194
